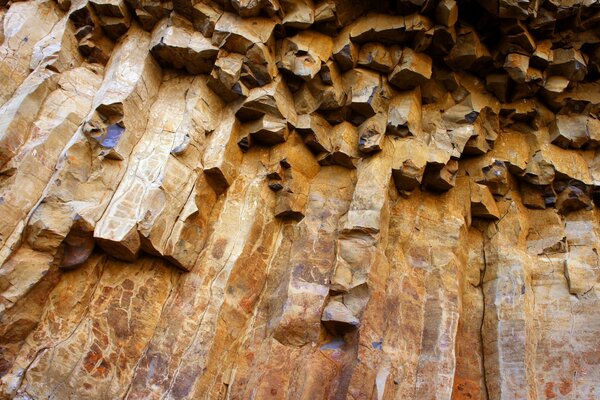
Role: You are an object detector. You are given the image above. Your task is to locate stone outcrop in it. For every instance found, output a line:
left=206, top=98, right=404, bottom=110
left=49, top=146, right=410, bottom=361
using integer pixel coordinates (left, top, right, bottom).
left=0, top=0, right=600, bottom=399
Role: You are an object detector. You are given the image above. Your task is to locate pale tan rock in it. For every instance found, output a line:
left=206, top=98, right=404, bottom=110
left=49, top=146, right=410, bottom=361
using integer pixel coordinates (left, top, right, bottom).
left=358, top=42, right=394, bottom=73
left=0, top=0, right=62, bottom=104
left=90, top=0, right=132, bottom=39
left=470, top=181, right=500, bottom=219
left=422, top=159, right=459, bottom=191
left=556, top=184, right=592, bottom=214
left=212, top=11, right=276, bottom=53
left=549, top=114, right=590, bottom=149
left=6, top=22, right=163, bottom=271
left=274, top=166, right=308, bottom=220
left=150, top=15, right=218, bottom=74
left=304, top=60, right=348, bottom=111
left=30, top=15, right=84, bottom=73
left=207, top=50, right=249, bottom=102
left=344, top=67, right=385, bottom=118
left=530, top=39, right=552, bottom=67
left=318, top=121, right=360, bottom=168
left=389, top=48, right=432, bottom=90
left=296, top=112, right=332, bottom=153
left=95, top=75, right=220, bottom=266
left=386, top=87, right=422, bottom=137
left=236, top=76, right=297, bottom=126
left=203, top=112, right=243, bottom=194
left=129, top=0, right=173, bottom=31
left=243, top=42, right=278, bottom=87
left=483, top=197, right=538, bottom=400
left=321, top=296, right=360, bottom=328
left=390, top=137, right=433, bottom=191
left=341, top=139, right=393, bottom=234
left=349, top=13, right=432, bottom=43
left=278, top=31, right=332, bottom=80
left=333, top=28, right=359, bottom=71
left=0, top=67, right=102, bottom=260
left=230, top=0, right=261, bottom=17
left=245, top=113, right=289, bottom=145
left=357, top=112, right=386, bottom=154
left=281, top=0, right=314, bottom=28
left=0, top=1, right=600, bottom=398
left=191, top=0, right=221, bottom=36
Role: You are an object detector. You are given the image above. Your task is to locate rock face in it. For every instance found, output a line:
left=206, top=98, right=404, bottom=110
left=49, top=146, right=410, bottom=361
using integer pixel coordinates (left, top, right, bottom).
left=0, top=0, right=599, bottom=398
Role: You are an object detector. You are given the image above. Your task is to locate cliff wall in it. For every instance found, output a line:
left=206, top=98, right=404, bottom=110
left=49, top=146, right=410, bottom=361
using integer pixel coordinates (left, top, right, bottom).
left=0, top=0, right=599, bottom=398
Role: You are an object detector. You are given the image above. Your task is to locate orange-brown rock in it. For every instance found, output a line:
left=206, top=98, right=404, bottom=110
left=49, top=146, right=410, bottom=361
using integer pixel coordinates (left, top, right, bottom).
left=1, top=0, right=600, bottom=399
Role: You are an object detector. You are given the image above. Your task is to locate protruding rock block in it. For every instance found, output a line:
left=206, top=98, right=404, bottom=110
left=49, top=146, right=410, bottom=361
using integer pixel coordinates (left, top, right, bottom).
left=422, top=159, right=459, bottom=191
left=278, top=31, right=333, bottom=81
left=208, top=51, right=248, bottom=102
left=386, top=87, right=423, bottom=137
left=524, top=144, right=592, bottom=186
left=281, top=0, right=314, bottom=28
left=358, top=43, right=395, bottom=73
left=82, top=111, right=128, bottom=160
left=565, top=246, right=599, bottom=295
left=236, top=76, right=297, bottom=126
left=341, top=141, right=393, bottom=233
left=344, top=68, right=384, bottom=118
left=95, top=224, right=141, bottom=261
left=549, top=114, right=589, bottom=149
left=358, top=112, right=387, bottom=154
left=297, top=113, right=333, bottom=154
left=273, top=165, right=309, bottom=220
left=245, top=114, right=289, bottom=145
left=150, top=16, right=218, bottom=74
left=212, top=12, right=276, bottom=53
left=191, top=1, right=221, bottom=36
left=389, top=48, right=432, bottom=90
left=318, top=121, right=360, bottom=168
left=25, top=204, right=73, bottom=254
left=435, top=0, right=458, bottom=27
left=333, top=29, right=359, bottom=71
left=203, top=114, right=243, bottom=194
left=330, top=233, right=378, bottom=291
left=470, top=182, right=500, bottom=219
left=556, top=183, right=592, bottom=214
left=349, top=13, right=432, bottom=43
left=504, top=53, right=530, bottom=83
left=391, top=137, right=429, bottom=192
left=90, top=0, right=132, bottom=39
left=445, top=27, right=491, bottom=70
left=321, top=296, right=361, bottom=333
left=547, top=48, right=587, bottom=82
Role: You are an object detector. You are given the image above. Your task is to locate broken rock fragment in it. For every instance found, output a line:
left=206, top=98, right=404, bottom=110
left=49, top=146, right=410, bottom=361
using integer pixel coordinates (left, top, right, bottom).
left=389, top=48, right=432, bottom=90
left=150, top=16, right=218, bottom=74
left=470, top=182, right=500, bottom=219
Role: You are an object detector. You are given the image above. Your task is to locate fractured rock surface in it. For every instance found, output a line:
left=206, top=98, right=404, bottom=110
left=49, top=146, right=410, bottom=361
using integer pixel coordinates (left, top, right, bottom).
left=0, top=0, right=600, bottom=399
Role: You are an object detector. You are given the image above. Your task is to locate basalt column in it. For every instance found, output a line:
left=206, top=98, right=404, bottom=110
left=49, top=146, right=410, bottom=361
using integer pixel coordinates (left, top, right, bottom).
left=0, top=0, right=600, bottom=399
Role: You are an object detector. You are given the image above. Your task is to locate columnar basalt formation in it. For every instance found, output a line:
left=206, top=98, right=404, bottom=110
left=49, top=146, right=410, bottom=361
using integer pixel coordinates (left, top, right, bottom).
left=0, top=0, right=599, bottom=398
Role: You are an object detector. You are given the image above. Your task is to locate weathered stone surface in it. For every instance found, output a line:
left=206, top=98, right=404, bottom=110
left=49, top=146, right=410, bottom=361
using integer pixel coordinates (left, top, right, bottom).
left=389, top=48, right=432, bottom=90
left=470, top=181, right=500, bottom=219
left=1, top=0, right=600, bottom=398
left=150, top=15, right=218, bottom=74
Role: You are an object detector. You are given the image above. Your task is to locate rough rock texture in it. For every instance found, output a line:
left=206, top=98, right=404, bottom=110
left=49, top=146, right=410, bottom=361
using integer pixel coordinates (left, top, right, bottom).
left=0, top=0, right=599, bottom=399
